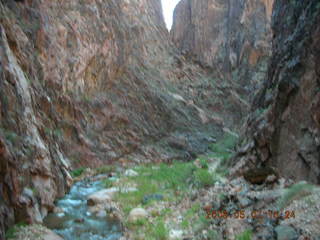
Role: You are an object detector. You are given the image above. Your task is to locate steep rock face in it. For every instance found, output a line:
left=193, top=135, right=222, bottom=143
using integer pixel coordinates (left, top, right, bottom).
left=0, top=0, right=239, bottom=237
left=171, top=0, right=274, bottom=92
left=232, top=0, right=320, bottom=183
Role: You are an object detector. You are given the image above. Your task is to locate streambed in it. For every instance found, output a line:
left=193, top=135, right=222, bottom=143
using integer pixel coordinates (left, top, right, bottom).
left=44, top=178, right=122, bottom=240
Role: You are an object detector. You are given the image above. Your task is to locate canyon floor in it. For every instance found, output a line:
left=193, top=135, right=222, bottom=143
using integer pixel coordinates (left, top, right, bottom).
left=6, top=133, right=320, bottom=240
left=1, top=0, right=319, bottom=240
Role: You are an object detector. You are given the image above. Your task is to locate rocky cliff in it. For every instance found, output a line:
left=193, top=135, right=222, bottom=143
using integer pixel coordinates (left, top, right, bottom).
left=171, top=0, right=274, bottom=96
left=0, top=0, right=240, bottom=238
left=232, top=0, right=320, bottom=183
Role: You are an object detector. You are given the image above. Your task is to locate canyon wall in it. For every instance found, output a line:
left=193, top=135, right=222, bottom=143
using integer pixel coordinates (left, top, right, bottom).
left=232, top=0, right=320, bottom=183
left=0, top=0, right=240, bottom=237
left=171, top=0, right=274, bottom=94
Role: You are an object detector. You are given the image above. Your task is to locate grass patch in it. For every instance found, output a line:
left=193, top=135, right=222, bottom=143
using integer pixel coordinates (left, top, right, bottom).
left=146, top=162, right=197, bottom=190
left=128, top=217, right=169, bottom=240
left=102, top=178, right=114, bottom=188
left=209, top=132, right=238, bottom=175
left=184, top=202, right=201, bottom=220
left=151, top=220, right=168, bottom=240
left=277, top=182, right=315, bottom=209
left=116, top=161, right=217, bottom=238
left=198, top=157, right=209, bottom=169
left=210, top=132, right=238, bottom=154
left=236, top=229, right=252, bottom=240
left=193, top=168, right=216, bottom=187
left=70, top=167, right=86, bottom=178
left=116, top=177, right=159, bottom=214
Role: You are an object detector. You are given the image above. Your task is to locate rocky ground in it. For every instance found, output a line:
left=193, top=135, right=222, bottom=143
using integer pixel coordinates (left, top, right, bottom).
left=7, top=154, right=320, bottom=240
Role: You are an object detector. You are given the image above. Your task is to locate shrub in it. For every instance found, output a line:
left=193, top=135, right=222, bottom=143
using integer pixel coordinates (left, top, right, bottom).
left=193, top=168, right=215, bottom=187
left=70, top=167, right=86, bottom=178
left=199, top=157, right=209, bottom=169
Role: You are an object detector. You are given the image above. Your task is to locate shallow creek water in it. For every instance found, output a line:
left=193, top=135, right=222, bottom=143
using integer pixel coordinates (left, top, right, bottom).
left=44, top=178, right=122, bottom=240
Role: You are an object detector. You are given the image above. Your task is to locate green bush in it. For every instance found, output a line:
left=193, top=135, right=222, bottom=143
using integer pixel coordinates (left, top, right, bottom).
left=199, top=157, right=209, bottom=169
left=70, top=167, right=86, bottom=178
left=193, top=168, right=215, bottom=187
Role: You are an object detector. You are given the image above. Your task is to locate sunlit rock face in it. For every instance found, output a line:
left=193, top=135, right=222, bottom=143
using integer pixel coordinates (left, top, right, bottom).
left=232, top=0, right=320, bottom=183
left=0, top=0, right=241, bottom=237
left=171, top=0, right=274, bottom=89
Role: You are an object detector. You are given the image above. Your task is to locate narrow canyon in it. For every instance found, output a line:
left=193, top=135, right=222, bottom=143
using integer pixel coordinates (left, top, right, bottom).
left=0, top=0, right=319, bottom=239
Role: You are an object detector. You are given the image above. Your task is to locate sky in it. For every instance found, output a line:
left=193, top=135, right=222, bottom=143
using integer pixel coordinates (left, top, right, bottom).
left=161, top=0, right=181, bottom=30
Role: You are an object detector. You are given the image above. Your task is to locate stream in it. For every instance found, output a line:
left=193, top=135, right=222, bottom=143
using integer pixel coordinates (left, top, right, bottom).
left=43, top=178, right=122, bottom=240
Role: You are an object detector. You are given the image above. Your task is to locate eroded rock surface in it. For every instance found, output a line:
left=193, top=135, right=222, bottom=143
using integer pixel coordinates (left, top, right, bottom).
left=0, top=0, right=239, bottom=237
left=232, top=0, right=320, bottom=183
left=171, top=0, right=274, bottom=91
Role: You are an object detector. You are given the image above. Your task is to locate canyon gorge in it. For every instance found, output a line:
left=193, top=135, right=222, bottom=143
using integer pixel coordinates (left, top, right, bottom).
left=0, top=0, right=319, bottom=239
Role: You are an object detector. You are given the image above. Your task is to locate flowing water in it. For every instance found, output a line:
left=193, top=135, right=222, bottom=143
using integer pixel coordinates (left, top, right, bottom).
left=44, top=178, right=122, bottom=240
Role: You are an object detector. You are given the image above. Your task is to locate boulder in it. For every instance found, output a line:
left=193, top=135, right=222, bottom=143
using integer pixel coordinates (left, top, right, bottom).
left=124, top=169, right=139, bottom=177
left=128, top=208, right=148, bottom=223
left=87, top=188, right=118, bottom=206
left=169, top=229, right=183, bottom=239
left=275, top=225, right=298, bottom=240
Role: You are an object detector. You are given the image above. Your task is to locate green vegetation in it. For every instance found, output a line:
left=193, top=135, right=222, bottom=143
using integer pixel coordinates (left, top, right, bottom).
left=70, top=167, right=86, bottom=178
left=151, top=220, right=168, bottom=240
left=181, top=202, right=202, bottom=229
left=210, top=132, right=238, bottom=174
left=193, top=168, right=215, bottom=187
left=277, top=182, right=315, bottom=209
left=102, top=178, right=114, bottom=188
left=126, top=216, right=168, bottom=240
left=210, top=132, right=237, bottom=156
left=193, top=215, right=211, bottom=234
left=44, top=127, right=52, bottom=135
left=115, top=161, right=216, bottom=239
left=207, top=230, right=219, bottom=240
left=236, top=230, right=252, bottom=240
left=198, top=157, right=209, bottom=169
left=53, top=128, right=63, bottom=138
left=5, top=222, right=27, bottom=239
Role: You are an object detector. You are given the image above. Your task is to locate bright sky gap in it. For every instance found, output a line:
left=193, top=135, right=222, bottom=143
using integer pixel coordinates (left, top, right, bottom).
left=161, top=0, right=181, bottom=30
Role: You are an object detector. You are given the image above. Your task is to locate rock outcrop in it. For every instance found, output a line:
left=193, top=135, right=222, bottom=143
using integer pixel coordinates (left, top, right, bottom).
left=171, top=0, right=274, bottom=94
left=233, top=0, right=320, bottom=183
left=0, top=0, right=240, bottom=237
